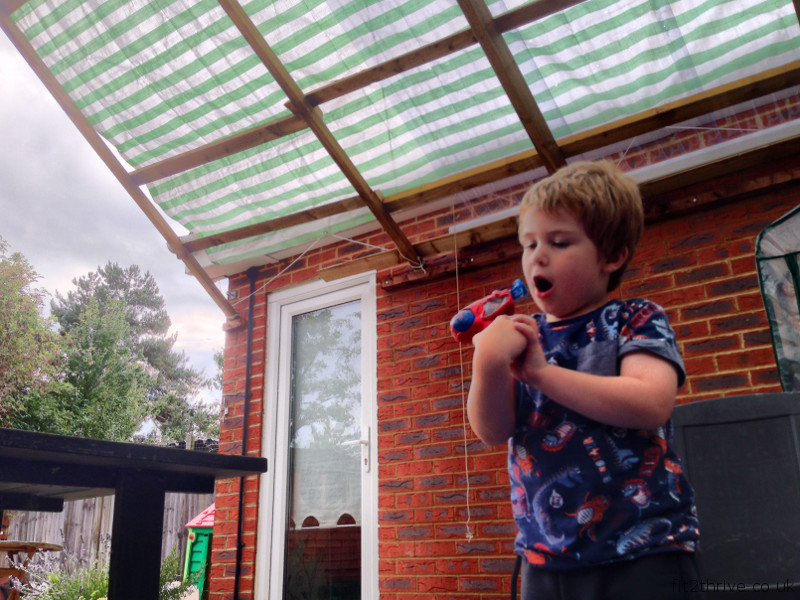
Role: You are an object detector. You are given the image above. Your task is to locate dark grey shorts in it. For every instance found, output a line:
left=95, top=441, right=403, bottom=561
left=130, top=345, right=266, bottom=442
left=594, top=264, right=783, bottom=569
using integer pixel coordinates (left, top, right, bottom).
left=519, top=552, right=703, bottom=600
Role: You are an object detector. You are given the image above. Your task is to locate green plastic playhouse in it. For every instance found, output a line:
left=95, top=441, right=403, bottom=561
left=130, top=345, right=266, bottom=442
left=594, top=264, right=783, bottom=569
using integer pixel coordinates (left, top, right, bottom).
left=184, top=503, right=215, bottom=598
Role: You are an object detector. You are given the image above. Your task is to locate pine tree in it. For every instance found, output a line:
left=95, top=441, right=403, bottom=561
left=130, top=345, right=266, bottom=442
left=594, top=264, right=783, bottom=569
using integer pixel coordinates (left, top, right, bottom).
left=50, top=262, right=219, bottom=442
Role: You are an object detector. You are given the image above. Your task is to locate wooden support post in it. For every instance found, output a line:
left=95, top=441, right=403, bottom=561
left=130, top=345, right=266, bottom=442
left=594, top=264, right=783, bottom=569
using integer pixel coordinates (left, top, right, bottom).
left=108, top=472, right=166, bottom=600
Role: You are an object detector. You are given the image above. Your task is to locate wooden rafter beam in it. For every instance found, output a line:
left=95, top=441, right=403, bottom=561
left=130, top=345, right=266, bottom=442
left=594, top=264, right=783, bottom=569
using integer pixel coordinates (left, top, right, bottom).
left=182, top=60, right=800, bottom=254
left=493, top=0, right=586, bottom=32
left=319, top=216, right=522, bottom=282
left=0, top=0, right=27, bottom=16
left=181, top=150, right=542, bottom=254
left=306, top=30, right=475, bottom=107
left=0, top=491, right=64, bottom=512
left=456, top=0, right=567, bottom=173
left=217, top=0, right=422, bottom=269
left=0, top=9, right=243, bottom=324
left=129, top=114, right=307, bottom=185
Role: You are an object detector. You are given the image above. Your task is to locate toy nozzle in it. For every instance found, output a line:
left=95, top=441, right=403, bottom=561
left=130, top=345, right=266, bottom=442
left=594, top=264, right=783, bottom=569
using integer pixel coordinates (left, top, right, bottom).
left=450, top=309, right=475, bottom=333
left=510, top=279, right=529, bottom=300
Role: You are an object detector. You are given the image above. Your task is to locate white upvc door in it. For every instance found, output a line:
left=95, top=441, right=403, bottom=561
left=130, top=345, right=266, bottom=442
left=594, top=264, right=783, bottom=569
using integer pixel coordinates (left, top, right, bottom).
left=256, top=273, right=378, bottom=600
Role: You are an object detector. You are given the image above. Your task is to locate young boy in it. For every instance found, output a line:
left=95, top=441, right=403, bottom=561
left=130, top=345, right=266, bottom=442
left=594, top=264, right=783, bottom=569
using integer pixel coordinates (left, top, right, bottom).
left=467, top=161, right=701, bottom=599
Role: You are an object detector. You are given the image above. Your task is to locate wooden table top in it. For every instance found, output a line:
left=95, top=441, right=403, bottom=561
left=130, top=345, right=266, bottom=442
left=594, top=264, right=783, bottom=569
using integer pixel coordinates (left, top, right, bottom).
left=0, top=427, right=267, bottom=509
left=0, top=541, right=63, bottom=554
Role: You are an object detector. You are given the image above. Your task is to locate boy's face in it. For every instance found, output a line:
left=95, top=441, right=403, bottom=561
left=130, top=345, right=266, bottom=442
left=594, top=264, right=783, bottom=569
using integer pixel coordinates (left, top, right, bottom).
left=519, top=207, right=625, bottom=322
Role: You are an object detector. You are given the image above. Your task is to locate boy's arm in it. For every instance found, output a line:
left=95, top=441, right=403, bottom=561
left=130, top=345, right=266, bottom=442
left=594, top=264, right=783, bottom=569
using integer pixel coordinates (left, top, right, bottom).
left=466, top=316, right=526, bottom=446
left=511, top=315, right=678, bottom=429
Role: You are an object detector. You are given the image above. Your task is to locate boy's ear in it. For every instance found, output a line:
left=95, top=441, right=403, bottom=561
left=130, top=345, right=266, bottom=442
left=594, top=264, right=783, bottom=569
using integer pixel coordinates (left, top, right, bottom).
left=602, top=248, right=630, bottom=273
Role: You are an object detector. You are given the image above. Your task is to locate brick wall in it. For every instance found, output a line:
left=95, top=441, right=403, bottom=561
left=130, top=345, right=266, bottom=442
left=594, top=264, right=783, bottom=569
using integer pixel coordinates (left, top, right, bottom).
left=624, top=186, right=794, bottom=402
left=210, top=104, right=799, bottom=599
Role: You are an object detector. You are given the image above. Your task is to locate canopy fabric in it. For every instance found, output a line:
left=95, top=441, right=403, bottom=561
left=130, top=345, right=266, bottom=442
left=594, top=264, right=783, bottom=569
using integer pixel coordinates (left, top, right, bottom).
left=4, top=0, right=800, bottom=293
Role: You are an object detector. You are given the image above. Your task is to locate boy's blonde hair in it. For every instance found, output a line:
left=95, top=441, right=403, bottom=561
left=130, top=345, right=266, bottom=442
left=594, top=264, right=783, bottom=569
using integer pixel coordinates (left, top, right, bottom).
left=520, top=160, right=644, bottom=291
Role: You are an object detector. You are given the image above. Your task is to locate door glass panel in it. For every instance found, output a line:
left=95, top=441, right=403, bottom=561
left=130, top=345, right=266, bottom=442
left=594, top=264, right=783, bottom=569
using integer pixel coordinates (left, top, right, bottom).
left=284, top=300, right=361, bottom=600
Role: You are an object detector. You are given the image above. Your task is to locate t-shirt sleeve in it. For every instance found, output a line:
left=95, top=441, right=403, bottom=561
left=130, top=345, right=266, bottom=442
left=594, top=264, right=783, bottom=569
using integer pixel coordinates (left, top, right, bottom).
left=618, top=300, right=687, bottom=388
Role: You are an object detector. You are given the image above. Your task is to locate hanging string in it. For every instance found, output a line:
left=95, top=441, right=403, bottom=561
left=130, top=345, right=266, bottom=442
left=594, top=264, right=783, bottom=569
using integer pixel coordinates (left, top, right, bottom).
left=452, top=195, right=474, bottom=543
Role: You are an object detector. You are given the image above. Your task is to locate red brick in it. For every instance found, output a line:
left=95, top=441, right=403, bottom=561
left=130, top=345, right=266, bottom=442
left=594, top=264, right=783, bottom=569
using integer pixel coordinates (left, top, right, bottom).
left=395, top=559, right=436, bottom=575
left=415, top=541, right=457, bottom=557
left=417, top=575, right=460, bottom=592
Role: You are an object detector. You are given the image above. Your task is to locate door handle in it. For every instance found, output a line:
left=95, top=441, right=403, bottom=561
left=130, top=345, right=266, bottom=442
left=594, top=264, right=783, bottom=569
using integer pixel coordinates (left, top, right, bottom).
left=342, top=438, right=368, bottom=446
left=342, top=427, right=370, bottom=472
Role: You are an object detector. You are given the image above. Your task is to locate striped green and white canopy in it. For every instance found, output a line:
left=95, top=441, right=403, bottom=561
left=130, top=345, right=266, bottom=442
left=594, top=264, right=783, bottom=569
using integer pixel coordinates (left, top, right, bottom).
left=4, top=0, right=800, bottom=285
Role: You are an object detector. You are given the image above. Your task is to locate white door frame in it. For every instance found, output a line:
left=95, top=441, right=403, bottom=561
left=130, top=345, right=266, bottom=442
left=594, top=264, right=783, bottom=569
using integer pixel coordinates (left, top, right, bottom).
left=254, top=272, right=378, bottom=600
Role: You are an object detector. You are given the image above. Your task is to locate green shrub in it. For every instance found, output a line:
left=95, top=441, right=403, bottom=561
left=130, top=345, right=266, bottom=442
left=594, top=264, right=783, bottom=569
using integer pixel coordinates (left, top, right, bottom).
left=159, top=546, right=202, bottom=600
left=17, top=545, right=200, bottom=600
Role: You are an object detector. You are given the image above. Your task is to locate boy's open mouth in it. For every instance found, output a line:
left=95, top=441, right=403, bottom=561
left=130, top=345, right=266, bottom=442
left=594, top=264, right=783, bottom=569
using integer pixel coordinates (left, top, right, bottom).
left=533, top=276, right=553, bottom=294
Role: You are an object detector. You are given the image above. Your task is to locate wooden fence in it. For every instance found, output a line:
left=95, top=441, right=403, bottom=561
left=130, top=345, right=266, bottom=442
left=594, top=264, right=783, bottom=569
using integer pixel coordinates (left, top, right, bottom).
left=6, top=492, right=214, bottom=569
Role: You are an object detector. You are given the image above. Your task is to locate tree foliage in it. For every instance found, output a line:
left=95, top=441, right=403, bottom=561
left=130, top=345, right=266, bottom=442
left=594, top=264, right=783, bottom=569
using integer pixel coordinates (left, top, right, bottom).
left=50, top=262, right=219, bottom=442
left=0, top=239, right=61, bottom=425
left=0, top=240, right=219, bottom=442
left=54, top=298, right=148, bottom=439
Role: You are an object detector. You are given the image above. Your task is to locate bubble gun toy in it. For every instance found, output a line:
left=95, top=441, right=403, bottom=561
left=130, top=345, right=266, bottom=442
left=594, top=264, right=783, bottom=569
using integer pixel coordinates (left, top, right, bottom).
left=450, top=279, right=529, bottom=344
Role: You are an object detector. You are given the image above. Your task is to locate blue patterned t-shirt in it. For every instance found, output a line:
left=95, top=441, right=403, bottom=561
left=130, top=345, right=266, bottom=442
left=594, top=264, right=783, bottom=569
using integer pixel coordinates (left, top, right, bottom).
left=509, top=299, right=699, bottom=570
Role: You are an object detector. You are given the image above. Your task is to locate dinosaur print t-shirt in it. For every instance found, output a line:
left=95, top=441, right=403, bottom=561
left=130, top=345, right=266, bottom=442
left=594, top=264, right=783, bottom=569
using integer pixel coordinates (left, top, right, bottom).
left=509, top=299, right=699, bottom=570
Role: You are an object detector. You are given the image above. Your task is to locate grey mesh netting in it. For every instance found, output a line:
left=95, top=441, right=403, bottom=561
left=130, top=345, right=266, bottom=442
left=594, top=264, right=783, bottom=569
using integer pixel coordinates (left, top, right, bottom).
left=757, top=204, right=800, bottom=391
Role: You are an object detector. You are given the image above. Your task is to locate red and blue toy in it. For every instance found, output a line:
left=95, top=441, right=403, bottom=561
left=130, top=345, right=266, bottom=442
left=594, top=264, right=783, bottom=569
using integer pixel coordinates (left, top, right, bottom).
left=450, top=279, right=529, bottom=344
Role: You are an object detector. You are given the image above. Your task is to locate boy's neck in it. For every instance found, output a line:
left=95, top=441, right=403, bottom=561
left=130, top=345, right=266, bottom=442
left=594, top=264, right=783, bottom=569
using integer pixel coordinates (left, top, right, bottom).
left=543, top=294, right=612, bottom=323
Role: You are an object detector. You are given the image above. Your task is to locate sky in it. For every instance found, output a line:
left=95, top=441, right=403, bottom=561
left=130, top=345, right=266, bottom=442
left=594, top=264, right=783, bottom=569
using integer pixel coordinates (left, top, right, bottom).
left=0, top=33, right=227, bottom=404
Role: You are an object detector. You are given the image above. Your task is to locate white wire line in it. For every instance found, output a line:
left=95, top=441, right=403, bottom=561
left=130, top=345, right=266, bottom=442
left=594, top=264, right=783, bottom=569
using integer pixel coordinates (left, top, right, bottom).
left=231, top=236, right=325, bottom=307
left=324, top=231, right=394, bottom=253
left=325, top=231, right=427, bottom=273
left=231, top=227, right=427, bottom=308
left=616, top=135, right=641, bottom=166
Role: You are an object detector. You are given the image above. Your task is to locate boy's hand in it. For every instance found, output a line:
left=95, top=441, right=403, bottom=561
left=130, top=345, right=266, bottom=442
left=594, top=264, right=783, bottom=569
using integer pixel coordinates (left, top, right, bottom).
left=472, top=314, right=545, bottom=383
left=508, top=314, right=548, bottom=383
left=472, top=314, right=527, bottom=364
left=468, top=316, right=527, bottom=445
